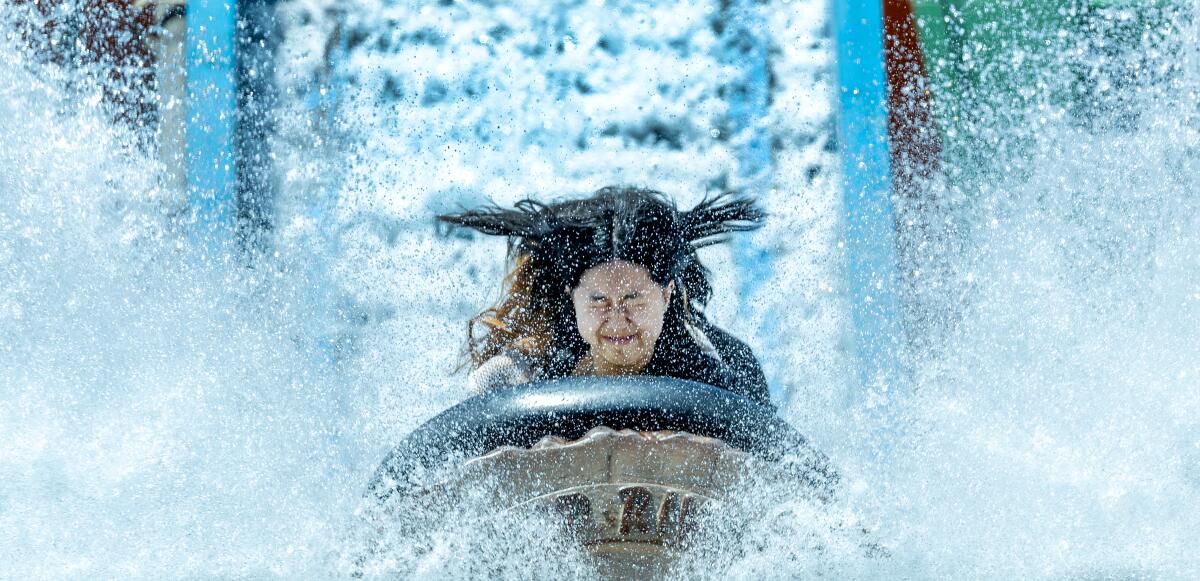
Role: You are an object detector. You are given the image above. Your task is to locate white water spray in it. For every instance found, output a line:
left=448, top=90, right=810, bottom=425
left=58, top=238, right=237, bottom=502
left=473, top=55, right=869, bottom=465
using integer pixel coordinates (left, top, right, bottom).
left=0, top=15, right=359, bottom=577
left=3, top=1, right=1200, bottom=579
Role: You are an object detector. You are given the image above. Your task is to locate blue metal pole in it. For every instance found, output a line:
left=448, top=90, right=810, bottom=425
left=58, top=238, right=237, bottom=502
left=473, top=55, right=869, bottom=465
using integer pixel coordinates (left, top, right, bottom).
left=234, top=0, right=280, bottom=248
left=833, top=0, right=907, bottom=392
left=186, top=0, right=238, bottom=254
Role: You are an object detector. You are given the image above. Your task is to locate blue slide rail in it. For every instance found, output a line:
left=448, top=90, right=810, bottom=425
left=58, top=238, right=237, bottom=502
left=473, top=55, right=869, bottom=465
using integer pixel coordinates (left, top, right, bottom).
left=833, top=0, right=907, bottom=394
left=186, top=0, right=238, bottom=254
left=726, top=0, right=907, bottom=406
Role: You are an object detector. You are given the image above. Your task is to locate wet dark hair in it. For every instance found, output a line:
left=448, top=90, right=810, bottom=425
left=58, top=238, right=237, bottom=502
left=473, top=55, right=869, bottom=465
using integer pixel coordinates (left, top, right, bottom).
left=438, top=186, right=765, bottom=383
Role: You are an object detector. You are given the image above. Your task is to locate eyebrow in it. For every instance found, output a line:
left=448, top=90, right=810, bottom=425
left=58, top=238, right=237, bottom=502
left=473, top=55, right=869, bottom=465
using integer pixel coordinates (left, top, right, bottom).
left=586, top=290, right=646, bottom=301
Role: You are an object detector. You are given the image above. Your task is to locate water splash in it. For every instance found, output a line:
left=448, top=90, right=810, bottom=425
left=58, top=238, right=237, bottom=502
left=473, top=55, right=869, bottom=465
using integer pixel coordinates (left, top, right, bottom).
left=876, top=3, right=1200, bottom=577
left=0, top=13, right=357, bottom=578
left=5, top=1, right=1200, bottom=579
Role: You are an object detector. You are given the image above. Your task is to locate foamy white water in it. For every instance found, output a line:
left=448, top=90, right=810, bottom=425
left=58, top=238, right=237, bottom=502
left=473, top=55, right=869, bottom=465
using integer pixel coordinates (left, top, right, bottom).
left=2, top=1, right=1200, bottom=579
left=0, top=15, right=363, bottom=577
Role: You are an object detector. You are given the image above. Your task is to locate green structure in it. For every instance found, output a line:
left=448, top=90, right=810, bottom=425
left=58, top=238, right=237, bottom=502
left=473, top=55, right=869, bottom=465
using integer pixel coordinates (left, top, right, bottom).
left=911, top=0, right=1180, bottom=173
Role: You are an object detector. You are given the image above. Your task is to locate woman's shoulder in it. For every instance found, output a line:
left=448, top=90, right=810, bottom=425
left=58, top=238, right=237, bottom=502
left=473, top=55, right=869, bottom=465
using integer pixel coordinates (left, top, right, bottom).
left=690, top=319, right=773, bottom=409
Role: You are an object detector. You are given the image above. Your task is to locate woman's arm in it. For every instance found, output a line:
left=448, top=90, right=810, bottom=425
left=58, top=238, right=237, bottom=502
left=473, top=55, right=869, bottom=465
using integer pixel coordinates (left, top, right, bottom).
left=466, top=350, right=538, bottom=394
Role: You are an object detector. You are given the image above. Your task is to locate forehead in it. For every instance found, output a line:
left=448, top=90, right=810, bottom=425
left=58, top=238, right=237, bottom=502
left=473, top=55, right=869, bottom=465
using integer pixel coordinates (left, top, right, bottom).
left=575, top=260, right=657, bottom=292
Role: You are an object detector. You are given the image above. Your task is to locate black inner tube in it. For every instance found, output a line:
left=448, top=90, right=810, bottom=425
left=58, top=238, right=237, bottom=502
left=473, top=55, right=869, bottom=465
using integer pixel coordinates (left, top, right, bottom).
left=369, top=376, right=838, bottom=499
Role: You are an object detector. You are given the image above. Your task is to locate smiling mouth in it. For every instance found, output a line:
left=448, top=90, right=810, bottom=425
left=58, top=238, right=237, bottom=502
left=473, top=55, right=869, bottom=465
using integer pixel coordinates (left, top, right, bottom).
left=602, top=335, right=637, bottom=345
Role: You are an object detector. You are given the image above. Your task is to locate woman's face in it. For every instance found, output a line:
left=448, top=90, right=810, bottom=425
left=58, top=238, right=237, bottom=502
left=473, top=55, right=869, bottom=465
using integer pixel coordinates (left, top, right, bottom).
left=570, top=260, right=673, bottom=375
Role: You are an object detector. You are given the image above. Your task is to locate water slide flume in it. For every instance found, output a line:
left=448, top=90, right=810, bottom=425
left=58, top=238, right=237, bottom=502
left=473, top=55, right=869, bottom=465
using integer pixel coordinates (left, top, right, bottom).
left=364, top=377, right=839, bottom=578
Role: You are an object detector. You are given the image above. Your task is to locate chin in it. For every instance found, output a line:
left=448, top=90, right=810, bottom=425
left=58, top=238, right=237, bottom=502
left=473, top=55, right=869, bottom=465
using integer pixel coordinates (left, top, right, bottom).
left=599, top=349, right=650, bottom=370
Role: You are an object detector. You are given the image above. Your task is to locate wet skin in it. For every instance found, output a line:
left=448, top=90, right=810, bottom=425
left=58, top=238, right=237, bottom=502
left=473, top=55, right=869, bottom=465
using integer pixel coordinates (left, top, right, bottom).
left=570, top=260, right=674, bottom=376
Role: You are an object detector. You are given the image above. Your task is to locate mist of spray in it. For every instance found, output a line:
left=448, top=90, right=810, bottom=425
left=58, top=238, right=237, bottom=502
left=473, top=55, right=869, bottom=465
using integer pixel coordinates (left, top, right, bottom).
left=5, top=1, right=1200, bottom=579
left=0, top=11, right=364, bottom=577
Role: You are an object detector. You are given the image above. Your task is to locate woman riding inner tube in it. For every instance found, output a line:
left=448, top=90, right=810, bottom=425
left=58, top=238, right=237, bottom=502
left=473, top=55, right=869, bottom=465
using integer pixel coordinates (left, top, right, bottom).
left=356, top=188, right=844, bottom=577
left=438, top=186, right=772, bottom=407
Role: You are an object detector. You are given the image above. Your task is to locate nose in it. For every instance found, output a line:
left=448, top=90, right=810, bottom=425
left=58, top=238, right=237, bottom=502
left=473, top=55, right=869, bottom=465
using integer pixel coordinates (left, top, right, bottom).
left=603, top=304, right=636, bottom=326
